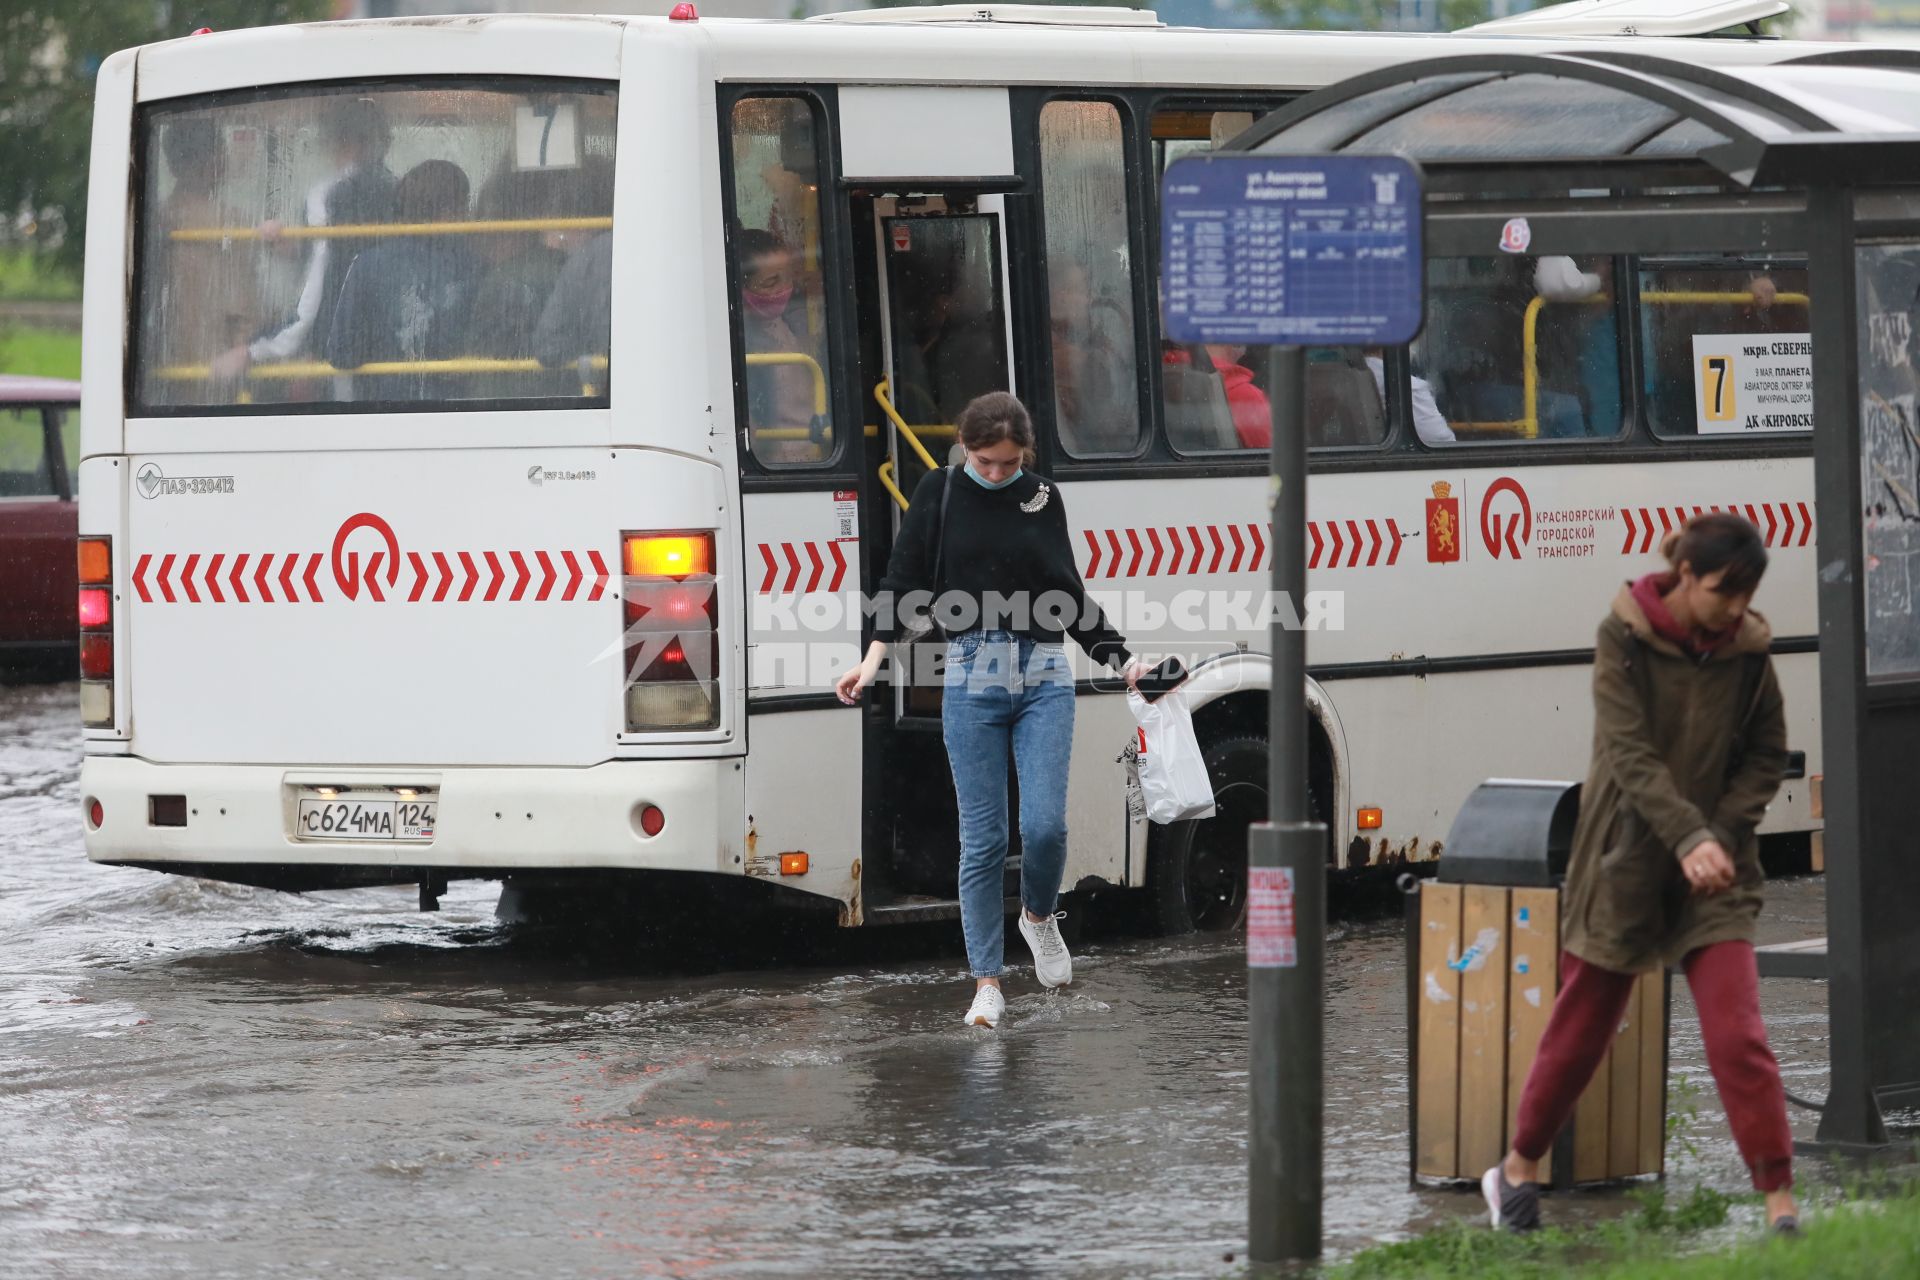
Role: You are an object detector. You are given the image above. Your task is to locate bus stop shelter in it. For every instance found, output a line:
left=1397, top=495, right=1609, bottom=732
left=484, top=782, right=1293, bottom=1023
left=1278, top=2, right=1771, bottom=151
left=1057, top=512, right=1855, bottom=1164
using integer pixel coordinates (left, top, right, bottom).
left=1229, top=48, right=1920, bottom=1153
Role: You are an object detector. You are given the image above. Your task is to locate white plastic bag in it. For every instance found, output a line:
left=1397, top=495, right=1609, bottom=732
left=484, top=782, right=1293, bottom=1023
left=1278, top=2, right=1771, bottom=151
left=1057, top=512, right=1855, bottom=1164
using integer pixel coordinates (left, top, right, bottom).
left=1127, top=687, right=1216, bottom=824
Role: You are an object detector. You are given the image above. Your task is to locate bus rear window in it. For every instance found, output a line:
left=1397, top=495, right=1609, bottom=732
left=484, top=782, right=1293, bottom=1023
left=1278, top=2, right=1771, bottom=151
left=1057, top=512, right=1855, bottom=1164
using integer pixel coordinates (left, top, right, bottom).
left=133, top=80, right=616, bottom=415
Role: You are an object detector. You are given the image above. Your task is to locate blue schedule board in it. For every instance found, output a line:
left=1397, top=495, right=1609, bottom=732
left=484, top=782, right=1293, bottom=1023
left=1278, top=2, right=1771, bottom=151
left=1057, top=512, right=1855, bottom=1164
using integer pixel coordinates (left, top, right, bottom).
left=1161, top=153, right=1424, bottom=346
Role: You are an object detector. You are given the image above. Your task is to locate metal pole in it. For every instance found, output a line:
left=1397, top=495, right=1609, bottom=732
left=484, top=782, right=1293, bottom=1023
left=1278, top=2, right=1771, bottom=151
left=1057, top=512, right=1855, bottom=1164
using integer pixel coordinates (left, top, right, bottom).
left=1805, top=186, right=1889, bottom=1152
left=1268, top=345, right=1307, bottom=822
left=1248, top=345, right=1326, bottom=1267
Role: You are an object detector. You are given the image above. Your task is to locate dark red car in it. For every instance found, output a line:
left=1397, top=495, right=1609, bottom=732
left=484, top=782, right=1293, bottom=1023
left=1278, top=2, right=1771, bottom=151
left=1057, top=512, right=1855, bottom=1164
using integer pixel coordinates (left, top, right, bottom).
left=0, top=374, right=81, bottom=666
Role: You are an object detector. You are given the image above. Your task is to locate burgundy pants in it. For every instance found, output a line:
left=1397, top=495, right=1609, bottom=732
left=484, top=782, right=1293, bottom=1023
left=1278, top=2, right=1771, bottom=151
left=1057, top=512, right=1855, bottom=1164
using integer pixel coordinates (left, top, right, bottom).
left=1510, top=940, right=1793, bottom=1191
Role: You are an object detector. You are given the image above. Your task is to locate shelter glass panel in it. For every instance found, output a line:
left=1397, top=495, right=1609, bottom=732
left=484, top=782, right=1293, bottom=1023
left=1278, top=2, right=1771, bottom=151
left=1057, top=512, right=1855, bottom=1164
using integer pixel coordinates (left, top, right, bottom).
left=1857, top=244, right=1920, bottom=679
left=1259, top=73, right=1493, bottom=154
left=134, top=80, right=618, bottom=413
left=730, top=96, right=838, bottom=469
left=1040, top=100, right=1143, bottom=458
left=1355, top=76, right=1677, bottom=160
left=1414, top=255, right=1622, bottom=444
left=1639, top=260, right=1812, bottom=439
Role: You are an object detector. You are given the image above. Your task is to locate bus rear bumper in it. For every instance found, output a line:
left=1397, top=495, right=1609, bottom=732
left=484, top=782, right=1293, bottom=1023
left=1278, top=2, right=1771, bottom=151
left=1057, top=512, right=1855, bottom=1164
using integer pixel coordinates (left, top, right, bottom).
left=79, top=754, right=744, bottom=876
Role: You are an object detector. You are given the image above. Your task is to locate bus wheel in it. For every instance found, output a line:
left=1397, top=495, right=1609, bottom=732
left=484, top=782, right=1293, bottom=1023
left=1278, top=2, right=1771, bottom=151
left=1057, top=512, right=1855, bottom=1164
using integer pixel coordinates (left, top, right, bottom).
left=1146, top=735, right=1271, bottom=935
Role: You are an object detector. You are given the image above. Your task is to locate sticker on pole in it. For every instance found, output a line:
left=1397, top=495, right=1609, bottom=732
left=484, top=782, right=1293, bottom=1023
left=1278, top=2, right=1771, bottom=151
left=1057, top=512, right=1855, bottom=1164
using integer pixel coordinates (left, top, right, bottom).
left=1692, top=333, right=1813, bottom=433
left=1160, top=153, right=1424, bottom=345
left=1247, top=865, right=1298, bottom=969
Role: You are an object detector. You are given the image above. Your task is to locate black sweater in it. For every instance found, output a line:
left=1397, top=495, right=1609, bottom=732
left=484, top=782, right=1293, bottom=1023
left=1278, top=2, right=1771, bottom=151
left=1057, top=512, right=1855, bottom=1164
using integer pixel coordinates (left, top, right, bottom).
left=874, top=468, right=1131, bottom=671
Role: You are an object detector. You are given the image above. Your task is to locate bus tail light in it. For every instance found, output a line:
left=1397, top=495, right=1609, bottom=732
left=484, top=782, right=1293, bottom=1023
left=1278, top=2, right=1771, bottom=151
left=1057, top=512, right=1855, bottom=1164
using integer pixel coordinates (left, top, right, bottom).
left=78, top=537, right=114, bottom=727
left=622, top=531, right=719, bottom=731
left=1357, top=807, right=1383, bottom=830
left=625, top=534, right=712, bottom=579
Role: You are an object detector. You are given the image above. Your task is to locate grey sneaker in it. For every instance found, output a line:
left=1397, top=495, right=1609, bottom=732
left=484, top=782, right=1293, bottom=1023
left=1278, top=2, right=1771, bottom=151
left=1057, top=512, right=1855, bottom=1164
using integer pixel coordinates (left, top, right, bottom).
left=1018, top=910, right=1073, bottom=988
left=1481, top=1165, right=1541, bottom=1233
left=1771, top=1214, right=1800, bottom=1237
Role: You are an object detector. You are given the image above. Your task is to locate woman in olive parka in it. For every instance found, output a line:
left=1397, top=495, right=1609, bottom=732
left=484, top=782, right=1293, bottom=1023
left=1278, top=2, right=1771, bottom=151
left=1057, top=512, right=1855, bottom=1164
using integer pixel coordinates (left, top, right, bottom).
left=1483, top=513, right=1799, bottom=1236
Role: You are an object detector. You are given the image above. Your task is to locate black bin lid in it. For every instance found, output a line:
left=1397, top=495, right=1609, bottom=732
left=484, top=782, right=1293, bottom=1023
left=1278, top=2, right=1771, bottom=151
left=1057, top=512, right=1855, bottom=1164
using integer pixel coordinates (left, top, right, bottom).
left=1437, top=779, right=1582, bottom=888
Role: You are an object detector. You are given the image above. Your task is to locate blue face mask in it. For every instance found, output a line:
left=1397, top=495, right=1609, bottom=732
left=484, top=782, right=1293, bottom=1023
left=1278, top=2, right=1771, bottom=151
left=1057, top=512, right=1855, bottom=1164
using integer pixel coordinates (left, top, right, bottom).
left=964, top=460, right=1023, bottom=490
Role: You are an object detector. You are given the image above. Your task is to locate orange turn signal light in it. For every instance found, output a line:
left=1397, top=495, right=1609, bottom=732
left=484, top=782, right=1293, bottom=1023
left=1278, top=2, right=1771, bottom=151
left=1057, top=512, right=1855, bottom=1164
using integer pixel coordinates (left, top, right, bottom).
left=78, top=537, right=112, bottom=585
left=779, top=852, right=809, bottom=876
left=1357, top=807, right=1383, bottom=831
left=624, top=533, right=713, bottom=579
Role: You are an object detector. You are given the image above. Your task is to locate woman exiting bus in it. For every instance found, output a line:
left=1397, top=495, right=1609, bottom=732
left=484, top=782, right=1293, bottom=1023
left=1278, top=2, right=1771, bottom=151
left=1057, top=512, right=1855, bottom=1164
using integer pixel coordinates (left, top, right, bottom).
left=1485, top=513, right=1799, bottom=1235
left=835, top=392, right=1145, bottom=1029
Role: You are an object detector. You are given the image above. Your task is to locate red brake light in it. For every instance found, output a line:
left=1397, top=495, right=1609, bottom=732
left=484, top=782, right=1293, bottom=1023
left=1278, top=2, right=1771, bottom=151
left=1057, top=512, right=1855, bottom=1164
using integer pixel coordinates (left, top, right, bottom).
left=80, top=634, right=113, bottom=680
left=78, top=588, right=111, bottom=630
left=78, top=537, right=116, bottom=728
left=639, top=805, right=666, bottom=836
left=668, top=3, right=698, bottom=19
left=88, top=799, right=104, bottom=828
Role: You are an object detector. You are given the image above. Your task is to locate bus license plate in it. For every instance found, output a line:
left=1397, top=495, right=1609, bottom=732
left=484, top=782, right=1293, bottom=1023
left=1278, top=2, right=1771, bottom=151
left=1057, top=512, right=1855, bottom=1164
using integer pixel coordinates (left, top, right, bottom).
left=295, top=794, right=437, bottom=841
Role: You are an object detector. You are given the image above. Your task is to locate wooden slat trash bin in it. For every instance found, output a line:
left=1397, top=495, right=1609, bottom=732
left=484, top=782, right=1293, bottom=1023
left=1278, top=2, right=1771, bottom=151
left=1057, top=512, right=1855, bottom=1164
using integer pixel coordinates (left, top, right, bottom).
left=1409, top=781, right=1669, bottom=1188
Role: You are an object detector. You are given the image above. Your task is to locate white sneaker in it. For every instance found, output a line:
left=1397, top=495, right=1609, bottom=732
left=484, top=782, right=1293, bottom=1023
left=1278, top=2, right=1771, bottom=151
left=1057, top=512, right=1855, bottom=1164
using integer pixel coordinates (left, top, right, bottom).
left=964, top=985, right=1005, bottom=1029
left=1018, top=911, right=1073, bottom=988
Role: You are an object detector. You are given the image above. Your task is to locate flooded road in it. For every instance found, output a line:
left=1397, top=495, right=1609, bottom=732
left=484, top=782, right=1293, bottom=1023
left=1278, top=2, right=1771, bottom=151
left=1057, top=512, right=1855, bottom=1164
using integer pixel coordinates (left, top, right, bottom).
left=0, top=679, right=1836, bottom=1277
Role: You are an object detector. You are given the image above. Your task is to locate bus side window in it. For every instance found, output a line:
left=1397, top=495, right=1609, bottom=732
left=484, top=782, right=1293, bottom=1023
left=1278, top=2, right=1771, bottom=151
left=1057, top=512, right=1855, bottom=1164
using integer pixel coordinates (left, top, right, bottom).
left=1040, top=99, right=1142, bottom=458
left=727, top=96, right=836, bottom=469
left=1415, top=254, right=1623, bottom=444
left=1639, top=260, right=1811, bottom=439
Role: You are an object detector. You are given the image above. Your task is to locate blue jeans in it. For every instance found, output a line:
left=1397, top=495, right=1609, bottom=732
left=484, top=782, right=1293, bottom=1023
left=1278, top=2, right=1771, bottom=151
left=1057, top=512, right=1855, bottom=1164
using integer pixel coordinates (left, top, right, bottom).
left=942, top=630, right=1076, bottom=979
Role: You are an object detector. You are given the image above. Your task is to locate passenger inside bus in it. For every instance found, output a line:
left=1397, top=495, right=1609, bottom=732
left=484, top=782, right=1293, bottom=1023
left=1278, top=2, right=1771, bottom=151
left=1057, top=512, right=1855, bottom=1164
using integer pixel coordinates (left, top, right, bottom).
left=1160, top=341, right=1238, bottom=452
left=1205, top=343, right=1271, bottom=448
left=211, top=96, right=398, bottom=387
left=1419, top=254, right=1617, bottom=441
left=150, top=119, right=256, bottom=399
left=890, top=245, right=1004, bottom=428
left=1049, top=261, right=1136, bottom=455
left=1163, top=342, right=1387, bottom=451
left=736, top=229, right=826, bottom=463
left=531, top=230, right=612, bottom=380
left=326, top=160, right=484, bottom=398
left=1364, top=350, right=1455, bottom=445
left=468, top=160, right=612, bottom=398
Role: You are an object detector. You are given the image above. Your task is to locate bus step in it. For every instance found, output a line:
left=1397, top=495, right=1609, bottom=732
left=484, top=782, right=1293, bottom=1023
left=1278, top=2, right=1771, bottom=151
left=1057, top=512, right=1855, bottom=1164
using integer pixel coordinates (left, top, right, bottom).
left=861, top=894, right=1028, bottom=926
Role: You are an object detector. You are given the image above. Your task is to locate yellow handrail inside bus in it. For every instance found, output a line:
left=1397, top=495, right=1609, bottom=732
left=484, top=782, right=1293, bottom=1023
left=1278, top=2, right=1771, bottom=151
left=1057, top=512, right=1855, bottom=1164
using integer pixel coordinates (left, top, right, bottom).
left=873, top=379, right=941, bottom=471
left=168, top=216, right=614, bottom=243
left=744, top=351, right=828, bottom=418
left=876, top=459, right=909, bottom=511
left=1642, top=290, right=1810, bottom=307
left=158, top=356, right=607, bottom=380
left=1446, top=289, right=1809, bottom=441
left=158, top=348, right=827, bottom=423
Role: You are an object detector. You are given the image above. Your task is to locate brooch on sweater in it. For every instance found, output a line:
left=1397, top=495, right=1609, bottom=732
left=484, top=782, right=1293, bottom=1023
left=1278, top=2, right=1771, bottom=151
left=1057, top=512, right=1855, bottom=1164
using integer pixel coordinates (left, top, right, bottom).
left=1020, top=484, right=1051, bottom=514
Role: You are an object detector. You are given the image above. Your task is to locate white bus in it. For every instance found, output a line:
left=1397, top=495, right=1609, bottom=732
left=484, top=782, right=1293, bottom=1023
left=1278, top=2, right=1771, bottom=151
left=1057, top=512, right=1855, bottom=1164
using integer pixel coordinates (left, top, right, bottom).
left=78, top=3, right=1829, bottom=933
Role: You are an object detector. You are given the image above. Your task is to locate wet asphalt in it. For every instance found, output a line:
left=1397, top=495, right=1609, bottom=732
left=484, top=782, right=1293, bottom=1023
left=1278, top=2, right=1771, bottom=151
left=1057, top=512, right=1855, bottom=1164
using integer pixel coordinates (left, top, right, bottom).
left=0, top=678, right=1843, bottom=1278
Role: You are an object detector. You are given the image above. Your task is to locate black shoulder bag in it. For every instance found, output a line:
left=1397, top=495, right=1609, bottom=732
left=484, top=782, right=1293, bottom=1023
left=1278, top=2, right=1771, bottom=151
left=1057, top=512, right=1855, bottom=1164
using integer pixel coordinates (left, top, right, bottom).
left=900, top=466, right=955, bottom=645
